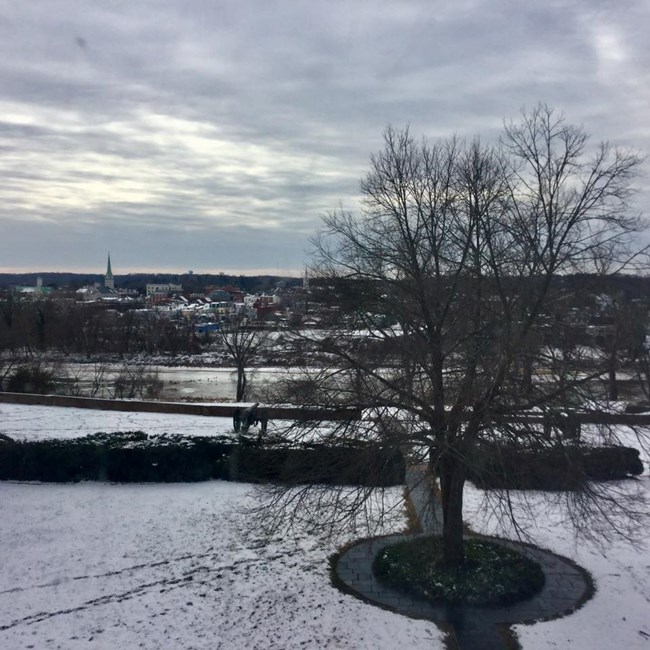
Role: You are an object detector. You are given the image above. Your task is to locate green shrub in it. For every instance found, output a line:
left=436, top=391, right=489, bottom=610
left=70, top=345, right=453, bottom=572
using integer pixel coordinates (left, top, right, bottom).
left=0, top=433, right=232, bottom=483
left=236, top=443, right=404, bottom=486
left=0, top=439, right=103, bottom=482
left=374, top=536, right=545, bottom=606
left=467, top=442, right=643, bottom=490
left=582, top=446, right=644, bottom=480
left=0, top=433, right=403, bottom=485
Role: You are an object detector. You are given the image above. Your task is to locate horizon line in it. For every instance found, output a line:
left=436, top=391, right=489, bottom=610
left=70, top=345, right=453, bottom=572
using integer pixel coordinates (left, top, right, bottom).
left=0, top=267, right=304, bottom=277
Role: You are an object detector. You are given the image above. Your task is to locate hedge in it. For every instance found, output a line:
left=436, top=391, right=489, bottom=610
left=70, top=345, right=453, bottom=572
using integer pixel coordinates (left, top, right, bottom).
left=0, top=432, right=405, bottom=486
left=467, top=442, right=644, bottom=490
left=1, top=432, right=640, bottom=489
left=234, top=442, right=405, bottom=486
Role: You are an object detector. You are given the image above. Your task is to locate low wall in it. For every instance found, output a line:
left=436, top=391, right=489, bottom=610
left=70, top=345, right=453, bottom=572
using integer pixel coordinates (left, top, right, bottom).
left=0, top=392, right=361, bottom=421
left=2, top=392, right=649, bottom=425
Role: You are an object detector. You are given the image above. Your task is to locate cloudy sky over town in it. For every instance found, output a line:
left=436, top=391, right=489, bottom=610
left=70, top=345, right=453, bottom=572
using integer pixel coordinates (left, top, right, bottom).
left=1, top=0, right=648, bottom=274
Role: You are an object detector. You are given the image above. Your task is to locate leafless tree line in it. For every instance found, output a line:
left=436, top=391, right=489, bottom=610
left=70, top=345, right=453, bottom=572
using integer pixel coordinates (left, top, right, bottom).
left=0, top=295, right=200, bottom=358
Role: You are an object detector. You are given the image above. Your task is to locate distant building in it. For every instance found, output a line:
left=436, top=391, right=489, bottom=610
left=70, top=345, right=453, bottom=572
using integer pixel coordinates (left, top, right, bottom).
left=146, top=283, right=183, bottom=304
left=17, top=276, right=52, bottom=297
left=207, top=289, right=232, bottom=302
left=75, top=284, right=112, bottom=301
left=146, top=283, right=183, bottom=296
left=104, top=253, right=115, bottom=290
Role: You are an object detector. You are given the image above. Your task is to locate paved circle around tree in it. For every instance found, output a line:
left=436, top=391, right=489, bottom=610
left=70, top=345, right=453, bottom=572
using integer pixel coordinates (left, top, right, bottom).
left=334, top=532, right=593, bottom=650
left=332, top=469, right=594, bottom=650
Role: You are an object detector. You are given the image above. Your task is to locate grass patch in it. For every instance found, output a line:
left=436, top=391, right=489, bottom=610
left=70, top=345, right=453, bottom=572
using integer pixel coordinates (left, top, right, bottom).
left=374, top=536, right=545, bottom=606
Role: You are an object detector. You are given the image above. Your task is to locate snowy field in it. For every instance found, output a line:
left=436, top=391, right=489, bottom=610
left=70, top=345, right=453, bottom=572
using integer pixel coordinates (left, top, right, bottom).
left=0, top=403, right=237, bottom=441
left=0, top=404, right=648, bottom=649
left=0, top=482, right=443, bottom=650
left=0, top=402, right=331, bottom=445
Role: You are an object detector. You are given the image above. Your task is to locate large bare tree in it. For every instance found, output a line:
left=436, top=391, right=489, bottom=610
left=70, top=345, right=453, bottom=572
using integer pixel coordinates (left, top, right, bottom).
left=264, top=105, right=647, bottom=565
left=218, top=318, right=270, bottom=402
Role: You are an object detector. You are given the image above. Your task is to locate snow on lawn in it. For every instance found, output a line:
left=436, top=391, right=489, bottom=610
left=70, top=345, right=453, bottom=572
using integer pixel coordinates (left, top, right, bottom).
left=464, top=474, right=650, bottom=649
left=1, top=405, right=648, bottom=649
left=0, top=481, right=444, bottom=650
left=0, top=403, right=238, bottom=441
left=0, top=403, right=335, bottom=445
left=464, top=429, right=649, bottom=649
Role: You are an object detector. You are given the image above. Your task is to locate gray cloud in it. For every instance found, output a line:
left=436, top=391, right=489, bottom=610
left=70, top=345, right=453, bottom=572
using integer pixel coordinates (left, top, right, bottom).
left=1, top=0, right=648, bottom=273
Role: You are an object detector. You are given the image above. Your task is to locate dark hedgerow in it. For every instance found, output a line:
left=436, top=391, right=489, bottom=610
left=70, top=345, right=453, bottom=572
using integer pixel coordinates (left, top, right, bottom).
left=373, top=536, right=545, bottom=606
left=0, top=432, right=233, bottom=483
left=0, top=432, right=404, bottom=485
left=467, top=442, right=643, bottom=490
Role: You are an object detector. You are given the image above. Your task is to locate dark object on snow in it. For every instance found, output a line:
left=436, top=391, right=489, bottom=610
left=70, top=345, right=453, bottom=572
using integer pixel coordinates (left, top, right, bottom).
left=543, top=412, right=581, bottom=439
left=240, top=403, right=258, bottom=433
left=0, top=434, right=404, bottom=486
left=581, top=446, right=644, bottom=480
left=239, top=402, right=269, bottom=436
left=257, top=408, right=269, bottom=436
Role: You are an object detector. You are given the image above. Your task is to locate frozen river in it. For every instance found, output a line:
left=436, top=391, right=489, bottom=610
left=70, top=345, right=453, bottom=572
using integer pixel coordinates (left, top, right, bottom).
left=59, top=364, right=296, bottom=402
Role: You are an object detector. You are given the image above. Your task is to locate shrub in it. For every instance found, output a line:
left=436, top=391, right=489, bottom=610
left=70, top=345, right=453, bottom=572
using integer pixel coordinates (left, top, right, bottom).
left=111, top=366, right=163, bottom=399
left=236, top=443, right=404, bottom=486
left=467, top=442, right=643, bottom=490
left=582, top=446, right=644, bottom=480
left=0, top=433, right=232, bottom=483
left=6, top=365, right=55, bottom=394
left=0, top=439, right=103, bottom=482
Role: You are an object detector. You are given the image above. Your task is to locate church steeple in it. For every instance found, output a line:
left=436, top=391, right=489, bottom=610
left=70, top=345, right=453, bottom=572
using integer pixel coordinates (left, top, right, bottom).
left=104, top=252, right=115, bottom=290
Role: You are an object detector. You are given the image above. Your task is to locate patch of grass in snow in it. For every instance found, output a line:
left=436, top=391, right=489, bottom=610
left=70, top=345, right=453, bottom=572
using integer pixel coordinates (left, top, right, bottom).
left=374, top=536, right=545, bottom=606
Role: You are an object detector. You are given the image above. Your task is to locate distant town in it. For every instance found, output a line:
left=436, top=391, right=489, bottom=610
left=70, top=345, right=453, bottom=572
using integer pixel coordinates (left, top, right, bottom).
left=0, top=254, right=314, bottom=337
left=3, top=253, right=650, bottom=393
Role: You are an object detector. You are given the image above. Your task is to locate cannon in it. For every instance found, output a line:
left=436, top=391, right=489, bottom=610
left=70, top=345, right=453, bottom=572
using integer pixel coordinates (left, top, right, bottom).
left=233, top=402, right=269, bottom=436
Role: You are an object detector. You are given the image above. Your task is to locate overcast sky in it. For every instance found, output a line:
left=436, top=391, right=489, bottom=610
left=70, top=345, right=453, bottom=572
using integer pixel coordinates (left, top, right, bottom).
left=1, top=0, right=648, bottom=275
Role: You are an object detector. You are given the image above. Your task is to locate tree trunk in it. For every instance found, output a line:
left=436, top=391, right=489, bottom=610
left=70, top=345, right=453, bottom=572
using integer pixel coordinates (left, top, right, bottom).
left=608, top=354, right=618, bottom=401
left=522, top=354, right=533, bottom=397
left=439, top=453, right=466, bottom=566
left=236, top=365, right=247, bottom=402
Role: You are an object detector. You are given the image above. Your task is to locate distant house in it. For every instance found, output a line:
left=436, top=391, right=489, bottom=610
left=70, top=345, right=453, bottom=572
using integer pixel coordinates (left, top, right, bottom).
left=146, top=283, right=183, bottom=296
left=207, top=289, right=232, bottom=302
left=76, top=284, right=118, bottom=302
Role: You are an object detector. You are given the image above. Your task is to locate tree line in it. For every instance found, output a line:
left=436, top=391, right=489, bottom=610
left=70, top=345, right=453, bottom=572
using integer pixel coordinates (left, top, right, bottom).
left=0, top=295, right=200, bottom=358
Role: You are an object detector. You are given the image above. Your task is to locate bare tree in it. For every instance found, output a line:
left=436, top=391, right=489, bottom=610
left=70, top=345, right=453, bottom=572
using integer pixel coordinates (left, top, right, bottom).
left=217, top=319, right=270, bottom=402
left=598, top=292, right=648, bottom=401
left=263, top=105, right=646, bottom=565
left=110, top=364, right=163, bottom=400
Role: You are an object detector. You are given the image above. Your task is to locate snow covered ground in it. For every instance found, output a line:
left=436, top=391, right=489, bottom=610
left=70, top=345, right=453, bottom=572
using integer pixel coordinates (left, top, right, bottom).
left=464, top=478, right=650, bottom=649
left=0, top=404, right=648, bottom=649
left=0, top=402, right=337, bottom=445
left=464, top=429, right=649, bottom=650
left=0, top=403, right=237, bottom=441
left=0, top=482, right=443, bottom=650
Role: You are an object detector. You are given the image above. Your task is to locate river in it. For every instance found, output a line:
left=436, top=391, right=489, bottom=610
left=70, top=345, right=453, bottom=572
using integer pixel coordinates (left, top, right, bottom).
left=59, top=363, right=295, bottom=402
